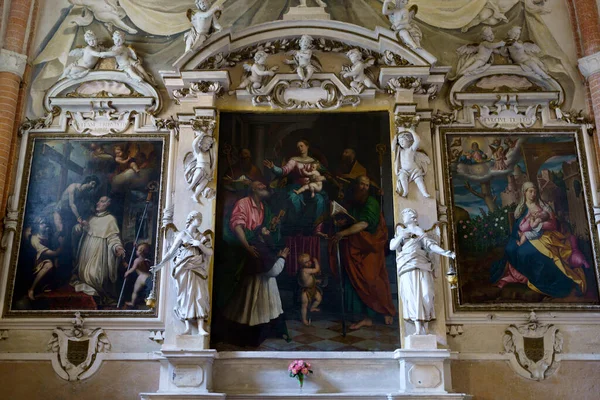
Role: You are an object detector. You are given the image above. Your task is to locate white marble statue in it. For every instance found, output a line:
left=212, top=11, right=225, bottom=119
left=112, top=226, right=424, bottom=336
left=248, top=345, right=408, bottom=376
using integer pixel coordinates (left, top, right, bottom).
left=382, top=0, right=422, bottom=50
left=69, top=0, right=138, bottom=34
left=390, top=208, right=455, bottom=335
left=238, top=50, right=278, bottom=91
left=285, top=35, right=322, bottom=87
left=101, top=31, right=155, bottom=84
left=392, top=129, right=431, bottom=198
left=299, top=0, right=327, bottom=6
left=505, top=26, right=551, bottom=80
left=184, top=0, right=223, bottom=52
left=454, top=27, right=506, bottom=77
left=342, top=49, right=378, bottom=93
left=184, top=126, right=216, bottom=202
left=150, top=211, right=213, bottom=336
left=61, top=30, right=104, bottom=80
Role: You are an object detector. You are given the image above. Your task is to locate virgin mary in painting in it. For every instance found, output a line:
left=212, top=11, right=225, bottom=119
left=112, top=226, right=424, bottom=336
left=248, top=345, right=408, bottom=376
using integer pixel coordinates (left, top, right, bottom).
left=263, top=139, right=328, bottom=235
left=491, top=182, right=590, bottom=298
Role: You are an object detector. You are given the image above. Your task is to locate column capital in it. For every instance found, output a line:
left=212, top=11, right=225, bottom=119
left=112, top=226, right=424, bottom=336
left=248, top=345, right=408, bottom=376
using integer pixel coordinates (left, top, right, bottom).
left=0, top=48, right=27, bottom=78
left=578, top=52, right=600, bottom=79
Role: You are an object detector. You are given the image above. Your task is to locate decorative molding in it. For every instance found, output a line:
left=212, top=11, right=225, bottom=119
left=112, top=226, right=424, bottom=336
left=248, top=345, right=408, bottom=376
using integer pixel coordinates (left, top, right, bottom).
left=445, top=324, right=464, bottom=338
left=0, top=48, right=27, bottom=78
left=386, top=77, right=438, bottom=99
left=474, top=95, right=538, bottom=130
left=578, top=52, right=600, bottom=79
left=149, top=330, right=165, bottom=344
left=19, top=107, right=60, bottom=134
left=252, top=78, right=361, bottom=110
left=0, top=330, right=8, bottom=340
left=431, top=110, right=458, bottom=126
left=47, top=312, right=111, bottom=381
left=67, top=103, right=136, bottom=136
left=503, top=311, right=563, bottom=381
left=173, top=81, right=224, bottom=105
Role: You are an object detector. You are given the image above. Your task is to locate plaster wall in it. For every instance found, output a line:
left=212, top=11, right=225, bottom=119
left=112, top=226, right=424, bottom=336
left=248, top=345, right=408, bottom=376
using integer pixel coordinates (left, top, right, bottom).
left=0, top=361, right=160, bottom=400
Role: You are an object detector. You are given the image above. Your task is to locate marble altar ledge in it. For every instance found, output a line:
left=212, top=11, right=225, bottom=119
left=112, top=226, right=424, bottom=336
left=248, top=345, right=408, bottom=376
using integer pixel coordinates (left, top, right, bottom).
left=140, top=394, right=472, bottom=399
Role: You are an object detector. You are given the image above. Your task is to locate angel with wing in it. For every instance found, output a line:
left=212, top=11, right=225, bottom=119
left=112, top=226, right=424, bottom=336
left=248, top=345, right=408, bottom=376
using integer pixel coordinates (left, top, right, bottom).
left=60, top=30, right=105, bottom=80
left=184, top=125, right=216, bottom=202
left=390, top=208, right=455, bottom=335
left=382, top=0, right=422, bottom=50
left=393, top=129, right=431, bottom=198
left=342, top=49, right=378, bottom=93
left=101, top=31, right=155, bottom=84
left=505, top=26, right=551, bottom=80
left=238, top=50, right=278, bottom=92
left=150, top=211, right=213, bottom=336
left=285, top=35, right=322, bottom=87
left=454, top=27, right=506, bottom=78
left=184, top=0, right=223, bottom=52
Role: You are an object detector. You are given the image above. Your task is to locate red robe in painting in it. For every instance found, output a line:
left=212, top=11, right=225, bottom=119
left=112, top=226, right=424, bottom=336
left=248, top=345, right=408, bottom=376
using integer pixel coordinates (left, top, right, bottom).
left=330, top=206, right=396, bottom=317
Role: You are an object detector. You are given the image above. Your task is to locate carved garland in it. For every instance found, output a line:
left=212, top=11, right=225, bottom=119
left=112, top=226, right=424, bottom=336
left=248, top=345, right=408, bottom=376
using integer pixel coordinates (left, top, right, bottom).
left=197, top=37, right=411, bottom=71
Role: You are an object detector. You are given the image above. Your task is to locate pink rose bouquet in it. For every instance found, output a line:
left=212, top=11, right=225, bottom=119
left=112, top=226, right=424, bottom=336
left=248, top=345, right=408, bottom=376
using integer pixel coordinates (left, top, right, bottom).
left=288, top=359, right=313, bottom=387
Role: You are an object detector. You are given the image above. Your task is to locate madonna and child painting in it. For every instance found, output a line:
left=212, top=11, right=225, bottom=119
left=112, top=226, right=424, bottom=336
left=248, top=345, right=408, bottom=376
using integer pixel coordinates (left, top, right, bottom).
left=8, top=138, right=164, bottom=315
left=445, top=133, right=600, bottom=309
left=210, top=112, right=400, bottom=351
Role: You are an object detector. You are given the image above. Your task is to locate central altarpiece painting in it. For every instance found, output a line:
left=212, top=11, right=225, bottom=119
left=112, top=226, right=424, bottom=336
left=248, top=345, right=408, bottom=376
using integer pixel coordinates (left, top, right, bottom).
left=211, top=112, right=400, bottom=351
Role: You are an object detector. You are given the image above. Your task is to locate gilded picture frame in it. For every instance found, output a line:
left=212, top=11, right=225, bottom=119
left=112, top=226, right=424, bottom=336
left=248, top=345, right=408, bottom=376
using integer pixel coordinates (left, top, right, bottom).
left=3, top=133, right=168, bottom=318
left=440, top=128, right=600, bottom=311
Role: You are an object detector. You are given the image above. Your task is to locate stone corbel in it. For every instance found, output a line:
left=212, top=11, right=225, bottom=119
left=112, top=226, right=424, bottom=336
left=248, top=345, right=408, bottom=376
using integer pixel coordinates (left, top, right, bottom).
left=0, top=49, right=27, bottom=78
left=578, top=52, right=600, bottom=80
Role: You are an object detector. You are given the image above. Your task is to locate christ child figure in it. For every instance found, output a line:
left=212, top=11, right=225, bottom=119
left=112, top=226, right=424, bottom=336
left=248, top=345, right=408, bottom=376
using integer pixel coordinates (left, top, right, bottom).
left=114, top=145, right=140, bottom=173
left=517, top=209, right=550, bottom=245
left=124, top=243, right=152, bottom=307
left=293, top=162, right=326, bottom=198
left=297, top=253, right=323, bottom=326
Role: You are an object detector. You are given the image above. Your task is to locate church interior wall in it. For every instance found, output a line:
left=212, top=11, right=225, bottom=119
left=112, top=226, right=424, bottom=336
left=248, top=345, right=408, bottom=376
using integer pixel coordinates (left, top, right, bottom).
left=1, top=0, right=600, bottom=399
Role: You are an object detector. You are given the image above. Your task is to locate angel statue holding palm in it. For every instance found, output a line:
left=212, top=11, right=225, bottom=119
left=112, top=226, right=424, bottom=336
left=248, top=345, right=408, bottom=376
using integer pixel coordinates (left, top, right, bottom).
left=390, top=208, right=455, bottom=335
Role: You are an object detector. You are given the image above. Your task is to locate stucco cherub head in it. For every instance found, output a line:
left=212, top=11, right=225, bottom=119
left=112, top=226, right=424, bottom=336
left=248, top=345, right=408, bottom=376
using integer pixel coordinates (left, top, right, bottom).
left=112, top=30, right=125, bottom=46
left=84, top=30, right=98, bottom=47
left=481, top=26, right=494, bottom=41
left=196, top=0, right=210, bottom=11
left=346, top=49, right=363, bottom=64
left=397, top=131, right=414, bottom=149
left=507, top=26, right=522, bottom=41
left=254, top=50, right=269, bottom=65
left=299, top=35, right=314, bottom=50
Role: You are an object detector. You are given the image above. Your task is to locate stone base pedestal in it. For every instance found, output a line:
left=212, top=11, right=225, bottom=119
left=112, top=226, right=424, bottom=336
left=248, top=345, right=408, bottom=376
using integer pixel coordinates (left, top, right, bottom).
left=150, top=349, right=218, bottom=395
left=395, top=336, right=452, bottom=395
left=283, top=6, right=330, bottom=21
